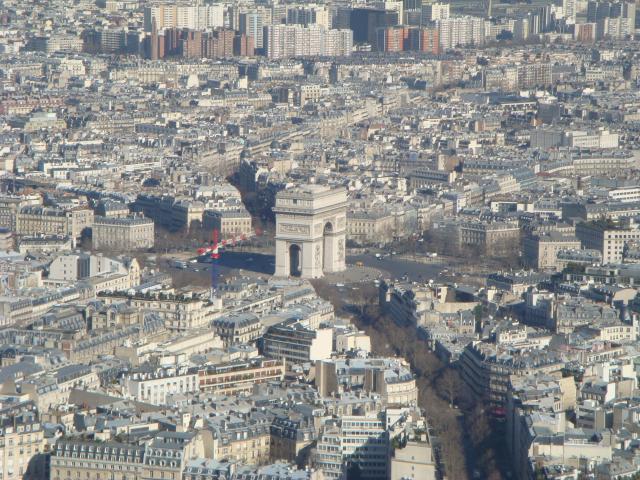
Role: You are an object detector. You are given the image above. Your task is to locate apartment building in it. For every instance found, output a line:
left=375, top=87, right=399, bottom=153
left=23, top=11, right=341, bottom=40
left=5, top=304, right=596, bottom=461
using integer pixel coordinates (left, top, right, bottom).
left=122, top=367, right=198, bottom=405
left=209, top=413, right=271, bottom=464
left=0, top=403, right=45, bottom=480
left=202, top=209, right=252, bottom=239
left=48, top=253, right=140, bottom=288
left=376, top=26, right=440, bottom=54
left=316, top=357, right=418, bottom=407
left=436, top=217, right=520, bottom=254
left=316, top=414, right=388, bottom=480
left=603, top=187, right=640, bottom=203
left=459, top=341, right=565, bottom=406
left=100, top=291, right=217, bottom=331
left=66, top=314, right=166, bottom=363
left=576, top=220, right=640, bottom=264
left=239, top=12, right=265, bottom=50
left=262, top=321, right=333, bottom=364
left=16, top=206, right=93, bottom=239
left=0, top=194, right=41, bottom=231
left=436, top=16, right=485, bottom=49
left=211, top=312, right=262, bottom=347
left=19, top=364, right=100, bottom=412
left=92, top=215, right=154, bottom=251
left=50, top=439, right=146, bottom=480
left=134, top=195, right=204, bottom=232
left=270, top=415, right=316, bottom=464
left=408, top=168, right=457, bottom=189
left=517, top=63, right=552, bottom=88
left=264, top=25, right=352, bottom=59
left=347, top=210, right=396, bottom=245
left=286, top=5, right=330, bottom=28
left=143, top=4, right=224, bottom=31
left=522, top=233, right=582, bottom=270
left=422, top=2, right=450, bottom=21
left=198, top=357, right=285, bottom=396
left=141, top=431, right=203, bottom=480
left=51, top=431, right=203, bottom=480
left=571, top=130, right=618, bottom=149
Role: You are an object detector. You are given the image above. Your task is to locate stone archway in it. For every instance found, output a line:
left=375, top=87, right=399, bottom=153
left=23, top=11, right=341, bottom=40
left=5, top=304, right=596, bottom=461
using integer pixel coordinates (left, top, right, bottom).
left=274, top=186, right=347, bottom=278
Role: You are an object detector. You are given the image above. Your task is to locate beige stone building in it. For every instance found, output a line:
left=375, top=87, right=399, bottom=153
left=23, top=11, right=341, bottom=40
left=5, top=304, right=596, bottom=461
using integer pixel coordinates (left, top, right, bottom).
left=210, top=417, right=271, bottom=465
left=211, top=312, right=262, bottom=347
left=51, top=431, right=204, bottom=480
left=171, top=200, right=205, bottom=231
left=202, top=208, right=252, bottom=239
left=435, top=216, right=520, bottom=255
left=269, top=415, right=315, bottom=465
left=0, top=194, right=42, bottom=231
left=17, top=235, right=73, bottom=255
left=92, top=215, right=155, bottom=251
left=522, top=233, right=582, bottom=270
left=85, top=302, right=142, bottom=331
left=576, top=220, right=640, bottom=264
left=47, top=254, right=141, bottom=294
left=20, top=365, right=101, bottom=412
left=0, top=403, right=45, bottom=480
left=16, top=206, right=93, bottom=239
left=50, top=439, right=146, bottom=480
left=141, top=432, right=197, bottom=480
left=459, top=220, right=520, bottom=254
left=134, top=195, right=205, bottom=232
left=316, top=358, right=418, bottom=407
left=347, top=210, right=396, bottom=245
left=100, top=291, right=218, bottom=332
left=390, top=438, right=437, bottom=480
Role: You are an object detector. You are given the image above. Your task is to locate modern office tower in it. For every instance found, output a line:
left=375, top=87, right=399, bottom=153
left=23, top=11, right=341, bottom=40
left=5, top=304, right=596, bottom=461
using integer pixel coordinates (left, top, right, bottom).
left=417, top=25, right=440, bottom=53
left=380, top=0, right=404, bottom=25
left=404, top=0, right=422, bottom=10
left=233, top=32, right=255, bottom=56
left=421, top=2, right=450, bottom=22
left=350, top=8, right=398, bottom=45
left=377, top=26, right=440, bottom=52
left=239, top=12, right=265, bottom=50
left=287, top=6, right=331, bottom=28
left=376, top=26, right=408, bottom=51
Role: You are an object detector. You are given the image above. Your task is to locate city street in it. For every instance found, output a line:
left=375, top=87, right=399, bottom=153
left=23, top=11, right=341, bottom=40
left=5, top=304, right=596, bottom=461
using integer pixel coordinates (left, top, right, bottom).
left=164, top=250, right=454, bottom=286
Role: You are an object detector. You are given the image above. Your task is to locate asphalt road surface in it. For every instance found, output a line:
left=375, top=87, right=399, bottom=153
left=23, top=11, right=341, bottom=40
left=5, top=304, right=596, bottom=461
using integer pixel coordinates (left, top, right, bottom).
left=348, top=254, right=448, bottom=283
left=165, top=251, right=454, bottom=285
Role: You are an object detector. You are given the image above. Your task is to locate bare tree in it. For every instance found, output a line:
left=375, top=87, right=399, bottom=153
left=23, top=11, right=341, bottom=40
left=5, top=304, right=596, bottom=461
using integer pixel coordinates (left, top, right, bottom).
left=439, top=369, right=461, bottom=408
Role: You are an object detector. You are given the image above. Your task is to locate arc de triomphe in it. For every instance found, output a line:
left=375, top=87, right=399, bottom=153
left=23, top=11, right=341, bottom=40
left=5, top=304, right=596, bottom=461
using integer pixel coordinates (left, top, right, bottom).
left=273, top=185, right=347, bottom=278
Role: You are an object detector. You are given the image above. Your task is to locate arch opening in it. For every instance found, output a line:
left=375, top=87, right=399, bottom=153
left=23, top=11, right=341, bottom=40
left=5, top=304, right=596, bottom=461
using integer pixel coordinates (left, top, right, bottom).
left=289, top=244, right=301, bottom=277
left=323, top=222, right=333, bottom=272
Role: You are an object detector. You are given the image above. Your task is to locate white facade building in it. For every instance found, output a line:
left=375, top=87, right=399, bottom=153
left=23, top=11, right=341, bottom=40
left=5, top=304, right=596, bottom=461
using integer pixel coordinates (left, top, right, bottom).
left=122, top=368, right=198, bottom=405
left=436, top=16, right=485, bottom=49
left=144, top=4, right=224, bottom=31
left=265, top=25, right=352, bottom=59
left=422, top=2, right=450, bottom=22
